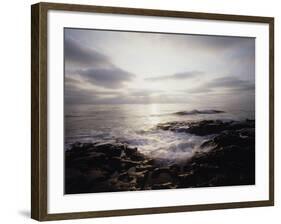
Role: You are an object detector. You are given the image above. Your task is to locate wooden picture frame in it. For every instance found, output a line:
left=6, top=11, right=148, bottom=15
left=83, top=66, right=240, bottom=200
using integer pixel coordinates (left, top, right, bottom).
left=31, top=2, right=274, bottom=221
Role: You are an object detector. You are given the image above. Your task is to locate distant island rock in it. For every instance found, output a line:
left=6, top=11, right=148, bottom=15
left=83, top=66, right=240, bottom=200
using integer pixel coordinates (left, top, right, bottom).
left=174, top=109, right=225, bottom=116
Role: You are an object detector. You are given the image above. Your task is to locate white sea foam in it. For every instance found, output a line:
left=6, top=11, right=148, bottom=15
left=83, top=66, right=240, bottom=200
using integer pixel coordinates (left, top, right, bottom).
left=65, top=104, right=254, bottom=161
left=106, top=128, right=213, bottom=162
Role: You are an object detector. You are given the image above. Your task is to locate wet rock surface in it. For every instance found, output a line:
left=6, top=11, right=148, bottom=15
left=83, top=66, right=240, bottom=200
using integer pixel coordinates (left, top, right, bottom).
left=65, top=119, right=255, bottom=194
left=157, top=119, right=254, bottom=136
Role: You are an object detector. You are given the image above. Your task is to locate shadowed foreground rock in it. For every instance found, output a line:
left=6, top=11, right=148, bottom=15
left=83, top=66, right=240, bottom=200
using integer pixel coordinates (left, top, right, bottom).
left=65, top=119, right=255, bottom=194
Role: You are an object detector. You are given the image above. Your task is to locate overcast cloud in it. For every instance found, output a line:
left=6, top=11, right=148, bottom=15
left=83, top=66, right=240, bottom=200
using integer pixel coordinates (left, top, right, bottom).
left=64, top=29, right=255, bottom=110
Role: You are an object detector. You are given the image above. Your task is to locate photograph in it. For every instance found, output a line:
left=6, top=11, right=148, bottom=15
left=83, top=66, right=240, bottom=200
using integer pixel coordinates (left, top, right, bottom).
left=30, top=2, right=274, bottom=220
left=64, top=28, right=256, bottom=194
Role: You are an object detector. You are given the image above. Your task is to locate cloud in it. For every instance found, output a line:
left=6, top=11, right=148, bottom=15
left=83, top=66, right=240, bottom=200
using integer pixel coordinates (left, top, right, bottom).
left=64, top=29, right=254, bottom=109
left=187, top=87, right=214, bottom=94
left=179, top=35, right=254, bottom=53
left=207, top=77, right=255, bottom=90
left=197, top=36, right=254, bottom=51
left=65, top=76, right=122, bottom=95
left=77, top=67, right=135, bottom=89
left=145, top=71, right=204, bottom=81
left=187, top=76, right=255, bottom=94
left=65, top=76, right=122, bottom=104
left=127, top=88, right=165, bottom=96
left=64, top=37, right=110, bottom=67
left=64, top=37, right=135, bottom=89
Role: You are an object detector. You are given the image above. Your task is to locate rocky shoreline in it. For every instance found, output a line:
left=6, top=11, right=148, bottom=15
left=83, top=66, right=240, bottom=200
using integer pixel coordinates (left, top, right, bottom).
left=65, top=119, right=255, bottom=194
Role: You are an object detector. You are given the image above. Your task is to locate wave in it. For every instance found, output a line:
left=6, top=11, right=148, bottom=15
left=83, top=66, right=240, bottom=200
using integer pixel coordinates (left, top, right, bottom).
left=173, top=109, right=225, bottom=116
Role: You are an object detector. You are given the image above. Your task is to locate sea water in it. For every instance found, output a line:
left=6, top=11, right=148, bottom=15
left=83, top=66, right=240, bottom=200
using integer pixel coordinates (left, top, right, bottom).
left=65, top=104, right=254, bottom=161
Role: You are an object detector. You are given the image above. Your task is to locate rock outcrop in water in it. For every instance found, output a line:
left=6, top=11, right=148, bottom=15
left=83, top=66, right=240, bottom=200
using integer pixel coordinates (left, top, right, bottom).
left=65, top=119, right=255, bottom=194
left=174, top=109, right=225, bottom=116
left=157, top=119, right=254, bottom=136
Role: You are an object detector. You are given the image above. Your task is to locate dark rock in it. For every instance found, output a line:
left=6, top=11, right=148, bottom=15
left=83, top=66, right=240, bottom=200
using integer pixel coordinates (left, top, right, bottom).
left=151, top=182, right=176, bottom=189
left=136, top=164, right=154, bottom=172
left=170, top=164, right=181, bottom=173
left=174, top=109, right=225, bottom=116
left=121, top=159, right=142, bottom=169
left=147, top=167, right=175, bottom=185
left=124, top=147, right=137, bottom=157
left=107, top=156, right=123, bottom=171
left=157, top=119, right=255, bottom=136
left=94, top=142, right=123, bottom=157
left=118, top=172, right=135, bottom=182
left=124, top=147, right=146, bottom=161
left=150, top=167, right=172, bottom=177
left=65, top=141, right=151, bottom=194
left=87, top=169, right=109, bottom=182
left=180, top=123, right=255, bottom=187
left=65, top=119, right=255, bottom=194
left=178, top=172, right=196, bottom=186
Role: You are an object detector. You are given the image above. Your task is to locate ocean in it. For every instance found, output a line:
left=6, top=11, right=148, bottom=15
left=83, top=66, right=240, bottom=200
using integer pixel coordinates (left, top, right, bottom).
left=65, top=104, right=254, bottom=162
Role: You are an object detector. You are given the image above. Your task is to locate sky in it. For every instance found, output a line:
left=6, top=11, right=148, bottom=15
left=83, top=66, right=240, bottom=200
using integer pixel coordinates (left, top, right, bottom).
left=64, top=28, right=255, bottom=110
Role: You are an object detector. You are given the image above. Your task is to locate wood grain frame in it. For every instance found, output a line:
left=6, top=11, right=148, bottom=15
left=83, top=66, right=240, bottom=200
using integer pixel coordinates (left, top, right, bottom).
left=31, top=2, right=274, bottom=221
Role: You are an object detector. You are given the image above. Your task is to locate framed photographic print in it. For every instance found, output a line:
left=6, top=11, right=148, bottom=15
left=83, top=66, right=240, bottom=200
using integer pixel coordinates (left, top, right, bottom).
left=31, top=2, right=274, bottom=221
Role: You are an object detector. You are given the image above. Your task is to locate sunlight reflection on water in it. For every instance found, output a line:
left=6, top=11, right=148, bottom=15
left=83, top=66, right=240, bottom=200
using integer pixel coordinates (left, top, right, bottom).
left=65, top=104, right=254, bottom=161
